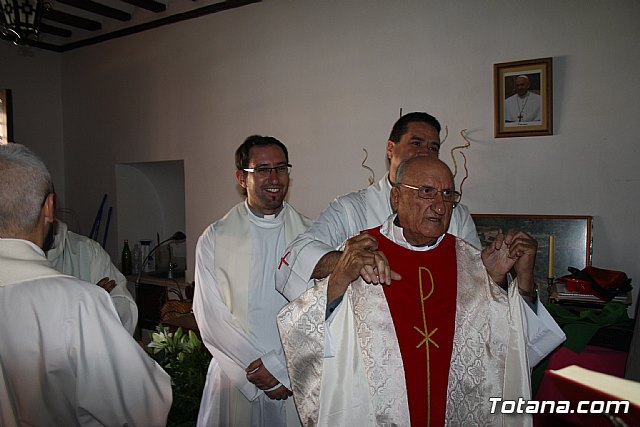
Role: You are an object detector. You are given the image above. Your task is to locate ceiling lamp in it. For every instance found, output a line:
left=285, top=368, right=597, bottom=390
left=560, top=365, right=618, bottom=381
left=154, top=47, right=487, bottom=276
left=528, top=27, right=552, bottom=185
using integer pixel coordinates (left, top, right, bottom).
left=0, top=0, right=44, bottom=45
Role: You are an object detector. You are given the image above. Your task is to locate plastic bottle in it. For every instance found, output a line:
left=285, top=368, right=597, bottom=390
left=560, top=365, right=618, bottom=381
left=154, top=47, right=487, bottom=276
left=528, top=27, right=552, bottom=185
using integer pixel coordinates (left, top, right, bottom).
left=140, top=239, right=154, bottom=272
left=121, top=239, right=132, bottom=275
left=132, top=243, right=142, bottom=274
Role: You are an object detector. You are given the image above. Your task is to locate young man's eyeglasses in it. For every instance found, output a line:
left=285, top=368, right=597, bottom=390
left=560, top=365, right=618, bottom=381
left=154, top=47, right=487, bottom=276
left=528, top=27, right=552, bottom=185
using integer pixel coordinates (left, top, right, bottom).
left=243, top=164, right=292, bottom=178
left=396, top=183, right=461, bottom=205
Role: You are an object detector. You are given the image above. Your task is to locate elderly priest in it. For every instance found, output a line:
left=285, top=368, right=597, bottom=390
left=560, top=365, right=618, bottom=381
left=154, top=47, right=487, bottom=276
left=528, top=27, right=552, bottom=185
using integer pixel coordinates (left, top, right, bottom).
left=0, top=143, right=172, bottom=426
left=278, top=157, right=563, bottom=426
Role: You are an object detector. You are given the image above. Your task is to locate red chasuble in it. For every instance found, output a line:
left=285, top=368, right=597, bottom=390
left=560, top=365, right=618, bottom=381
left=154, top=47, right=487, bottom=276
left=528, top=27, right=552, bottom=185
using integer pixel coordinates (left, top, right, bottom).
left=366, top=227, right=457, bottom=427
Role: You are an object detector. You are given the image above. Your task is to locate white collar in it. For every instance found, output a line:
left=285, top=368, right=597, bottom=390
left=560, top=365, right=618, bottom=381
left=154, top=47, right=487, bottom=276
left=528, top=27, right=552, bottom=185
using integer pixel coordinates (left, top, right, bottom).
left=383, top=171, right=393, bottom=191
left=245, top=200, right=286, bottom=227
left=379, top=214, right=445, bottom=252
left=0, top=238, right=62, bottom=286
left=0, top=237, right=45, bottom=256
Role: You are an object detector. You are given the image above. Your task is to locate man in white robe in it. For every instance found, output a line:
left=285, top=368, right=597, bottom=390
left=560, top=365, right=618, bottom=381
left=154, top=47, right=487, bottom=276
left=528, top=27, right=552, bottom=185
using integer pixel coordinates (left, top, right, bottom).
left=193, top=135, right=311, bottom=427
left=504, top=75, right=542, bottom=124
left=278, top=157, right=549, bottom=426
left=46, top=219, right=138, bottom=335
left=0, top=143, right=172, bottom=426
left=275, top=112, right=564, bottom=367
left=276, top=112, right=478, bottom=302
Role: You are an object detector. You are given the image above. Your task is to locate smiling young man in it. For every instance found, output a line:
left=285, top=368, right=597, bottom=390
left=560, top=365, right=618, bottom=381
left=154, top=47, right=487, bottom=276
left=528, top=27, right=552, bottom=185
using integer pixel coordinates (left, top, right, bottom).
left=193, top=135, right=311, bottom=427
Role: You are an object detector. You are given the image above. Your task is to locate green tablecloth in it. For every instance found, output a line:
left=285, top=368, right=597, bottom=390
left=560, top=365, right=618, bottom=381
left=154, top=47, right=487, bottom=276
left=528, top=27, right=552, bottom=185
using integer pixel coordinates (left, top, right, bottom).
left=532, top=301, right=633, bottom=394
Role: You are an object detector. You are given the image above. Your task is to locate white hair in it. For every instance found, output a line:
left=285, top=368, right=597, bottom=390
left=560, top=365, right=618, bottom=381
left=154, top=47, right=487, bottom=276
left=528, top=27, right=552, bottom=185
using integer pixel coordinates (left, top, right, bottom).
left=0, top=143, right=53, bottom=236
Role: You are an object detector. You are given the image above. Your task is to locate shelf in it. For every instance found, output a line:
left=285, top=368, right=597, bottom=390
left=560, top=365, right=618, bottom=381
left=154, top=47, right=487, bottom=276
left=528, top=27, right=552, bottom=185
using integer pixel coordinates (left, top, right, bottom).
left=127, top=274, right=189, bottom=288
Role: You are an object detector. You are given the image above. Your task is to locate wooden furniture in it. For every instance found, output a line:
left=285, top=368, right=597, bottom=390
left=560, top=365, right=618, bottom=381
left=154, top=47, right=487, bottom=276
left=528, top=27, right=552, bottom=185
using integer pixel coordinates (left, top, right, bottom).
left=128, top=274, right=190, bottom=339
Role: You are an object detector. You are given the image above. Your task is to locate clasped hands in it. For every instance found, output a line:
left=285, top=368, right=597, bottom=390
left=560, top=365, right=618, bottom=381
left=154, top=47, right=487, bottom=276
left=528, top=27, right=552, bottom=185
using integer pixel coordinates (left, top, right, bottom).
left=326, top=229, right=538, bottom=303
left=327, top=233, right=402, bottom=303
left=481, top=229, right=538, bottom=299
left=245, top=358, right=292, bottom=400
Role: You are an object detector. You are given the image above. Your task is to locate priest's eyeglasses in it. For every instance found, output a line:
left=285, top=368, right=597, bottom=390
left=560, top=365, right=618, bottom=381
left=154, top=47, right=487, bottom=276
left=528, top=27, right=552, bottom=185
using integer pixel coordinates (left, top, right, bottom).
left=243, top=164, right=292, bottom=177
left=396, top=183, right=461, bottom=204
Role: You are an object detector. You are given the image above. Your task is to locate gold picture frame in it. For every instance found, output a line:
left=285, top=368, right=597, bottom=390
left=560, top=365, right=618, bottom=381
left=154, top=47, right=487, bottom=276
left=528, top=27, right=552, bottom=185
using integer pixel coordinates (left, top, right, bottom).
left=494, top=57, right=553, bottom=138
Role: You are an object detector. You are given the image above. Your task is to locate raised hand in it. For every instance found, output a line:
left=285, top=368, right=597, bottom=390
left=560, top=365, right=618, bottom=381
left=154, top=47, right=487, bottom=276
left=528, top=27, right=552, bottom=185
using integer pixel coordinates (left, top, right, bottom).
left=327, top=233, right=401, bottom=303
left=481, top=230, right=537, bottom=290
left=504, top=230, right=538, bottom=294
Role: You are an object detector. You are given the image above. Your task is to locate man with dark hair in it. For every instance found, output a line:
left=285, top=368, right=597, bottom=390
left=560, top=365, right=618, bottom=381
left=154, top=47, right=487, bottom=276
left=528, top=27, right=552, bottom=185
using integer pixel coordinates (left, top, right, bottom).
left=278, top=157, right=541, bottom=426
left=275, top=112, right=565, bottom=367
left=387, top=111, right=441, bottom=143
left=0, top=143, right=171, bottom=426
left=276, top=112, right=477, bottom=301
left=193, top=135, right=311, bottom=426
left=236, top=135, right=289, bottom=172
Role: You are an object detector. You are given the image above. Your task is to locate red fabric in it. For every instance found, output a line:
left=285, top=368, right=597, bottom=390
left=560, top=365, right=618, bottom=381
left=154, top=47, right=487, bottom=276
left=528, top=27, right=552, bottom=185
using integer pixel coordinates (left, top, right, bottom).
left=533, top=345, right=628, bottom=427
left=368, top=228, right=457, bottom=427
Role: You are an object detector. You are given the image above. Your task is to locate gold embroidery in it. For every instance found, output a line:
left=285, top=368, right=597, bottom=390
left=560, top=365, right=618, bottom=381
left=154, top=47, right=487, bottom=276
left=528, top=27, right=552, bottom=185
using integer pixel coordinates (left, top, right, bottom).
left=414, top=326, right=439, bottom=349
left=414, top=266, right=437, bottom=426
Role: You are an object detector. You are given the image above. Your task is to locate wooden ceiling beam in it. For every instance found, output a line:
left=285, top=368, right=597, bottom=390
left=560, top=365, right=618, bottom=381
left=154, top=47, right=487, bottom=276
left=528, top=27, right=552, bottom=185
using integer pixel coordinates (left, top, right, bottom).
left=42, top=9, right=102, bottom=31
left=40, top=23, right=73, bottom=38
left=3, top=0, right=261, bottom=51
left=119, top=0, right=166, bottom=13
left=56, top=0, right=132, bottom=22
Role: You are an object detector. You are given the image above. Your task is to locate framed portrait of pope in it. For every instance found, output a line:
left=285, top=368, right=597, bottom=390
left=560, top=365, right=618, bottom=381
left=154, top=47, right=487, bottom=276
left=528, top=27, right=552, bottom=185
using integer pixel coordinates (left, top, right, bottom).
left=494, top=57, right=553, bottom=138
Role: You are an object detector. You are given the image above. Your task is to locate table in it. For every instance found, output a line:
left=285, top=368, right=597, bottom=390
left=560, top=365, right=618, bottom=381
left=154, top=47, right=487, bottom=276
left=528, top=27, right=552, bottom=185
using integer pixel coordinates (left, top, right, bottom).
left=127, top=274, right=191, bottom=339
left=533, top=301, right=635, bottom=426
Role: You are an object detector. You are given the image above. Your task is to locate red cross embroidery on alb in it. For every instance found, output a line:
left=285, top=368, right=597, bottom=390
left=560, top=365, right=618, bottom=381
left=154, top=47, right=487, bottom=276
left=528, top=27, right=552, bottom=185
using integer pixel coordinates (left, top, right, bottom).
left=278, top=251, right=291, bottom=270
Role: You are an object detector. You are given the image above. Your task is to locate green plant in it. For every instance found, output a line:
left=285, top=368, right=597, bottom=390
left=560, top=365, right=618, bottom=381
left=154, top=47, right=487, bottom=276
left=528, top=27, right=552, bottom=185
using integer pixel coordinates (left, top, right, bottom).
left=147, top=326, right=211, bottom=427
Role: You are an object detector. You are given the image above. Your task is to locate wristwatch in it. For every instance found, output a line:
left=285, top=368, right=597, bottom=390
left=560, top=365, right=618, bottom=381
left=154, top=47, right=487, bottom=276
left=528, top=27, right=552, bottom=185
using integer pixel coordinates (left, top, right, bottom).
left=518, top=283, right=538, bottom=298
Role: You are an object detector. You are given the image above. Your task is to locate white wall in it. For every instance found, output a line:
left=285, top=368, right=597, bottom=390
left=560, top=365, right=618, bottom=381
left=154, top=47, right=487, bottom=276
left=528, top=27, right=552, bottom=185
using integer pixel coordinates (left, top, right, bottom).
left=3, top=0, right=640, bottom=313
left=115, top=160, right=186, bottom=270
left=0, top=43, right=65, bottom=204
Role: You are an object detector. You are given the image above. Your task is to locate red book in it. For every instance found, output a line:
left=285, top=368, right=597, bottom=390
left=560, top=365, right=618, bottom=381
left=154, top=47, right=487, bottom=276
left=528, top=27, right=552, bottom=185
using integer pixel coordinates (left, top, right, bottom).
left=547, top=365, right=640, bottom=427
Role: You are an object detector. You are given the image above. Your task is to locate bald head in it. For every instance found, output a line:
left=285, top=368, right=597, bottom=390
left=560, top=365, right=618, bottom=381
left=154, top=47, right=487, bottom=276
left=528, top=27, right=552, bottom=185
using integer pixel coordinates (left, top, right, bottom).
left=391, top=157, right=456, bottom=246
left=395, top=156, right=454, bottom=187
